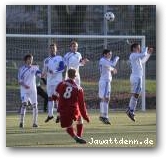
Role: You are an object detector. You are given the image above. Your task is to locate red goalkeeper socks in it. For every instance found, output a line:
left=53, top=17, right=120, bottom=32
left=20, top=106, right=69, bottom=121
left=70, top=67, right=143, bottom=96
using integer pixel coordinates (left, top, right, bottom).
left=66, top=127, right=76, bottom=138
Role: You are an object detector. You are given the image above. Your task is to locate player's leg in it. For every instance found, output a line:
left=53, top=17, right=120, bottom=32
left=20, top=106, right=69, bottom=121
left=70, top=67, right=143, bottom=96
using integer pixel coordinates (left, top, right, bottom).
left=126, top=76, right=142, bottom=121
left=45, top=85, right=54, bottom=122
left=60, top=113, right=86, bottom=144
left=19, top=102, right=27, bottom=128
left=66, top=125, right=86, bottom=144
left=31, top=103, right=38, bottom=127
left=99, top=81, right=111, bottom=124
left=99, top=80, right=105, bottom=118
left=76, top=116, right=84, bottom=137
left=19, top=92, right=28, bottom=128
left=37, top=86, right=48, bottom=112
left=30, top=90, right=38, bottom=127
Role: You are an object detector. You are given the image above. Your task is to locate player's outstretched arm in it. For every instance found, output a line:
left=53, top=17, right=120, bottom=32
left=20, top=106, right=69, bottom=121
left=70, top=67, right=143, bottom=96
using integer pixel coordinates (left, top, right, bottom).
left=141, top=47, right=153, bottom=64
left=80, top=58, right=89, bottom=66
left=77, top=88, right=90, bottom=123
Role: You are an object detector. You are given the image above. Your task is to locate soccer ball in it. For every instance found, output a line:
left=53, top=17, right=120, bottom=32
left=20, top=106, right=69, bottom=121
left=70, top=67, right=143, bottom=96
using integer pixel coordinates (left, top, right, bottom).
left=104, top=12, right=115, bottom=22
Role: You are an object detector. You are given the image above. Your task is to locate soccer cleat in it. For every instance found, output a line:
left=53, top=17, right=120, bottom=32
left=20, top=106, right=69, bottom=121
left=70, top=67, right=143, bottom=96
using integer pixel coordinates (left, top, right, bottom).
left=74, top=136, right=87, bottom=144
left=32, top=123, right=38, bottom=128
left=99, top=116, right=111, bottom=125
left=55, top=116, right=60, bottom=123
left=45, top=116, right=54, bottom=123
left=126, top=108, right=135, bottom=122
left=19, top=122, right=24, bottom=128
left=103, top=118, right=111, bottom=125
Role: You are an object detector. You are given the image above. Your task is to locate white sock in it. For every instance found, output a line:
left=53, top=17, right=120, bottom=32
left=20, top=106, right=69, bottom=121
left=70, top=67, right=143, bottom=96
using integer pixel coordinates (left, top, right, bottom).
left=54, top=101, right=57, bottom=112
left=32, top=104, right=38, bottom=124
left=48, top=101, right=54, bottom=117
left=103, top=102, right=109, bottom=118
left=129, top=96, right=138, bottom=112
left=20, top=105, right=26, bottom=123
left=100, top=101, right=104, bottom=117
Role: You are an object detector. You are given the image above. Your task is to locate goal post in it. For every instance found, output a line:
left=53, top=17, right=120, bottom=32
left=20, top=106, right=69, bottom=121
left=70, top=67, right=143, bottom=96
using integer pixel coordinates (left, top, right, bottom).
left=6, top=34, right=146, bottom=112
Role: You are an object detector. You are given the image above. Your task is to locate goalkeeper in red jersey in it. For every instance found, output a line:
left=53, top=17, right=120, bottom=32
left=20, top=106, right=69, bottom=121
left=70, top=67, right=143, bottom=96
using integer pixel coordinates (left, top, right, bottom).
left=52, top=68, right=90, bottom=144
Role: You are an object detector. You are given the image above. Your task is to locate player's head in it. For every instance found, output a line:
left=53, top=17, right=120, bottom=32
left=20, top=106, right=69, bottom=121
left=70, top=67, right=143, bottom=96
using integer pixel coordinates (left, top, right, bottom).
left=103, top=49, right=112, bottom=59
left=70, top=41, right=78, bottom=53
left=24, top=54, right=33, bottom=65
left=131, top=43, right=141, bottom=53
left=68, top=68, right=77, bottom=79
left=49, top=43, right=57, bottom=56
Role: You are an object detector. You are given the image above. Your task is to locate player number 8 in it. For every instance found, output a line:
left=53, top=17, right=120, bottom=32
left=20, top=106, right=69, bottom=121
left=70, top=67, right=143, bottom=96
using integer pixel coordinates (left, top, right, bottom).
left=63, top=86, right=73, bottom=99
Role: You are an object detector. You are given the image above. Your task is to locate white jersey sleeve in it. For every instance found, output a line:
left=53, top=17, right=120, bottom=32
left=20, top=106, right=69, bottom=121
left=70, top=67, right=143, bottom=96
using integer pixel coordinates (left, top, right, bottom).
left=141, top=53, right=151, bottom=64
left=110, top=56, right=120, bottom=67
left=18, top=65, right=41, bottom=90
left=129, top=47, right=149, bottom=77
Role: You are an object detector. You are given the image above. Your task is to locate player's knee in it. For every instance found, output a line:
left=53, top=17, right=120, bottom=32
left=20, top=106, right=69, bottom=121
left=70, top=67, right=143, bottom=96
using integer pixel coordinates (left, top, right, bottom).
left=77, top=117, right=83, bottom=124
left=104, top=98, right=110, bottom=103
left=22, top=102, right=27, bottom=108
left=133, top=93, right=139, bottom=99
left=100, top=98, right=109, bottom=102
left=48, top=97, right=53, bottom=101
left=32, top=103, right=37, bottom=109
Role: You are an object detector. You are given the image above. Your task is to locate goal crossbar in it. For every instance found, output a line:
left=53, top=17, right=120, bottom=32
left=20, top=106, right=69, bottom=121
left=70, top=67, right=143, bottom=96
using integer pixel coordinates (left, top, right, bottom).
left=6, top=34, right=145, bottom=40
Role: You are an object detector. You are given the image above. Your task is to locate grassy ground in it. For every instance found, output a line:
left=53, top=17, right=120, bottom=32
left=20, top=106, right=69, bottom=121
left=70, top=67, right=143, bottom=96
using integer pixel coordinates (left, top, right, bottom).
left=6, top=110, right=156, bottom=147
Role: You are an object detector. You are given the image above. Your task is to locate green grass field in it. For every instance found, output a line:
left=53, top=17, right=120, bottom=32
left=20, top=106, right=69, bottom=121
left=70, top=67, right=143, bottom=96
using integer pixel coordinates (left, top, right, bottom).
left=6, top=110, right=156, bottom=147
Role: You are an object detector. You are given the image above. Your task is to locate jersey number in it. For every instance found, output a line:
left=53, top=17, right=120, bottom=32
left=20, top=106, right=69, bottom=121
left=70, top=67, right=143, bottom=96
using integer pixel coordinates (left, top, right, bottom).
left=63, top=86, right=73, bottom=99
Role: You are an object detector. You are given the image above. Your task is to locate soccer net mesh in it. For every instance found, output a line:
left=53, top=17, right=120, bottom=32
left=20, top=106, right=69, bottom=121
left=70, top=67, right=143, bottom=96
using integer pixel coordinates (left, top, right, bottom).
left=6, top=34, right=145, bottom=112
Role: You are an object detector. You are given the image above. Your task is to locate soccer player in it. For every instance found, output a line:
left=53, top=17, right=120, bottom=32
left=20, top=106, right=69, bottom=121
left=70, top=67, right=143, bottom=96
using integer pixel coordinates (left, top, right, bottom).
left=126, top=43, right=153, bottom=121
left=63, top=41, right=89, bottom=86
left=99, top=49, right=119, bottom=125
left=42, top=43, right=65, bottom=123
left=18, top=54, right=41, bottom=128
left=52, top=68, right=90, bottom=144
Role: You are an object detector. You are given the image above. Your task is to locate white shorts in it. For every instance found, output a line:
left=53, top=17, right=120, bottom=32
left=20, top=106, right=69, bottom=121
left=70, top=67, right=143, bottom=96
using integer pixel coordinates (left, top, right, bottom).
left=130, top=75, right=142, bottom=94
left=47, top=82, right=60, bottom=97
left=20, top=89, right=37, bottom=105
left=99, top=80, right=111, bottom=99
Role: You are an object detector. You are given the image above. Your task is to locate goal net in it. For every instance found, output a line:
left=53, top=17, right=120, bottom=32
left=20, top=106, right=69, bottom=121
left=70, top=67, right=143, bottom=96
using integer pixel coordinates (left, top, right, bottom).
left=6, top=34, right=146, bottom=112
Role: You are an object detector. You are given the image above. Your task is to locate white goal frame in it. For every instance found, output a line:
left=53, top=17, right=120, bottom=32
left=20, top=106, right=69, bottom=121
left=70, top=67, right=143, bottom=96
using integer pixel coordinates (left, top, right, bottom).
left=6, top=34, right=146, bottom=111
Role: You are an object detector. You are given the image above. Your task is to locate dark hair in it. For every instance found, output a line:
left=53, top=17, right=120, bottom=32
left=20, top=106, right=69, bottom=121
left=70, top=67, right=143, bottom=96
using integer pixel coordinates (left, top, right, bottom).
left=102, top=49, right=111, bottom=55
left=23, top=54, right=33, bottom=61
left=131, top=43, right=140, bottom=52
left=50, top=43, right=57, bottom=47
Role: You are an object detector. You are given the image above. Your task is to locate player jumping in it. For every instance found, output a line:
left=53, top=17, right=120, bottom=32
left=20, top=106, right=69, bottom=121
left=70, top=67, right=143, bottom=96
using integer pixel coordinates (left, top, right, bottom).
left=126, top=43, right=153, bottom=121
left=99, top=49, right=119, bottom=125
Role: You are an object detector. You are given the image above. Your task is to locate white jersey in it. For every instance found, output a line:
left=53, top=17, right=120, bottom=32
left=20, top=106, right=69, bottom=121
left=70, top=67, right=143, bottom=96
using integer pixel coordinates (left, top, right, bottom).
left=43, top=55, right=64, bottom=85
left=18, top=65, right=41, bottom=92
left=99, top=57, right=117, bottom=82
left=64, top=51, right=83, bottom=85
left=64, top=51, right=83, bottom=72
left=129, top=47, right=150, bottom=77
